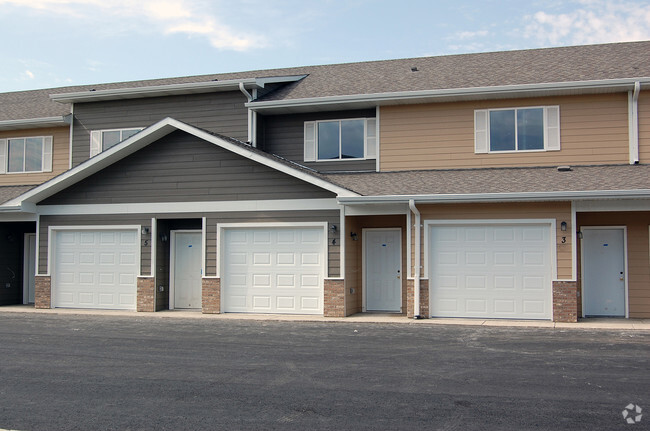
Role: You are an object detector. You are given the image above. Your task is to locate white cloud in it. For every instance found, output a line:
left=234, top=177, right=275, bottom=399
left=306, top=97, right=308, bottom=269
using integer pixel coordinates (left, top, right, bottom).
left=523, top=0, right=650, bottom=46
left=0, top=0, right=265, bottom=51
left=454, top=30, right=489, bottom=41
left=24, top=70, right=35, bottom=79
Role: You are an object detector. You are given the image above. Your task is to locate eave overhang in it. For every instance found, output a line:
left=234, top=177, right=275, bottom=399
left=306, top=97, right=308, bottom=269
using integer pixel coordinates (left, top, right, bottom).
left=49, top=75, right=307, bottom=103
left=337, top=189, right=650, bottom=205
left=247, top=78, right=650, bottom=114
left=0, top=116, right=70, bottom=131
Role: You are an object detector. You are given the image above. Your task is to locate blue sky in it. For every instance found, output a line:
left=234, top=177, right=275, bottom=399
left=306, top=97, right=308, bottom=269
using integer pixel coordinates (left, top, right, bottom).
left=1, top=0, right=650, bottom=92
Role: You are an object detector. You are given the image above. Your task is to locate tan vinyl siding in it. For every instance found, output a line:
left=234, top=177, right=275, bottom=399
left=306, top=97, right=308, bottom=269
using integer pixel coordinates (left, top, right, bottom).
left=638, top=90, right=650, bottom=163
left=380, top=94, right=629, bottom=170
left=414, top=202, right=573, bottom=280
left=0, top=126, right=69, bottom=186
left=577, top=212, right=650, bottom=319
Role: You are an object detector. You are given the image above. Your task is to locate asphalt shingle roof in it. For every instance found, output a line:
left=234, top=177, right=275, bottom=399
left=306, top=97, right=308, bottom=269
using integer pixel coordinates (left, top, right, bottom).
left=2, top=40, right=649, bottom=121
left=323, top=164, right=650, bottom=196
left=0, top=185, right=35, bottom=204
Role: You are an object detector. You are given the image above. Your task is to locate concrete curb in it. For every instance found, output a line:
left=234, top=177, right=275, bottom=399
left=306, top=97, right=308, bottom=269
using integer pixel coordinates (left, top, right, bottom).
left=1, top=305, right=649, bottom=331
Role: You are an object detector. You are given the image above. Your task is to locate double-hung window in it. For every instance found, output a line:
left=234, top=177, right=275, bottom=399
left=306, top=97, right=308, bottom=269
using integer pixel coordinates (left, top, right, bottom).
left=0, top=136, right=53, bottom=174
left=474, top=106, right=560, bottom=153
left=304, top=118, right=377, bottom=161
left=90, top=128, right=142, bottom=157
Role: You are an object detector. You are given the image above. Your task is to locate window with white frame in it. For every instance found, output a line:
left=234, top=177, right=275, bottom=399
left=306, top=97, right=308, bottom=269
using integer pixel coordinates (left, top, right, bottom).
left=90, top=128, right=142, bottom=157
left=474, top=106, right=560, bottom=153
left=0, top=136, right=52, bottom=174
left=304, top=118, right=377, bottom=161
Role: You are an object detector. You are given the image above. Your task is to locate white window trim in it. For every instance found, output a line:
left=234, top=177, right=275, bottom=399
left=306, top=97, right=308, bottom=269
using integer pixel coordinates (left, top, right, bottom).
left=90, top=127, right=143, bottom=157
left=304, top=117, right=377, bottom=162
left=0, top=136, right=53, bottom=174
left=474, top=106, right=560, bottom=154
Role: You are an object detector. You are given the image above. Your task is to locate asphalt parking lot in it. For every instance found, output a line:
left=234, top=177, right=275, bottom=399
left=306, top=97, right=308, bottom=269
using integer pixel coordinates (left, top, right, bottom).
left=0, top=313, right=647, bottom=430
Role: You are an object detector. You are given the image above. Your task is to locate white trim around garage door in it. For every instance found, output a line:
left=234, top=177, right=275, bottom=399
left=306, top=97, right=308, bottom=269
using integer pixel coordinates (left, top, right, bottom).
left=425, top=219, right=556, bottom=320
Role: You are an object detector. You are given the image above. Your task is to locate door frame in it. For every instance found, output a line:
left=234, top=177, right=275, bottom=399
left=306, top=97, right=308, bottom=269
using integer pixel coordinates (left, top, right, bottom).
left=169, top=229, right=203, bottom=310
left=580, top=226, right=629, bottom=318
left=23, top=233, right=36, bottom=304
left=362, top=227, right=402, bottom=312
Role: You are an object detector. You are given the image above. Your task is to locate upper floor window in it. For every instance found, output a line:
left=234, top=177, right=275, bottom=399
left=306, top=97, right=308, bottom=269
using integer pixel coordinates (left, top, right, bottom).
left=0, top=136, right=52, bottom=174
left=90, top=128, right=142, bottom=157
left=474, top=106, right=560, bottom=153
left=304, top=118, right=377, bottom=162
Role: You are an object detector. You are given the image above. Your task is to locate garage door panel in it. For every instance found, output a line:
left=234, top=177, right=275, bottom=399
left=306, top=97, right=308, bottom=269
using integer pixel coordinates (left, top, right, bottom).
left=223, top=227, right=324, bottom=315
left=53, top=229, right=138, bottom=310
left=430, top=224, right=551, bottom=320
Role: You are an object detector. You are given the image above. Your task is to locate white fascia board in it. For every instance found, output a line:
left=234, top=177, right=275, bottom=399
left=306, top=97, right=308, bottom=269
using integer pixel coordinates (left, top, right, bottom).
left=247, top=78, right=650, bottom=111
left=338, top=189, right=650, bottom=204
left=6, top=117, right=356, bottom=207
left=37, top=198, right=340, bottom=215
left=0, top=116, right=68, bottom=131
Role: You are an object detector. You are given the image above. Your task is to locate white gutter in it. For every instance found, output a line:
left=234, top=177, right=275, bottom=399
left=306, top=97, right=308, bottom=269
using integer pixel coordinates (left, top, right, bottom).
left=629, top=81, right=641, bottom=164
left=248, top=78, right=649, bottom=111
left=0, top=116, right=68, bottom=131
left=239, top=82, right=255, bottom=146
left=409, top=199, right=421, bottom=319
left=338, top=189, right=650, bottom=204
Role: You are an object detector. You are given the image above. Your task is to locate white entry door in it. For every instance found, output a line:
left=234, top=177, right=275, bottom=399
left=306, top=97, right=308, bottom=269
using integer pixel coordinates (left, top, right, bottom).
left=582, top=228, right=626, bottom=317
left=365, top=229, right=401, bottom=312
left=171, top=231, right=202, bottom=309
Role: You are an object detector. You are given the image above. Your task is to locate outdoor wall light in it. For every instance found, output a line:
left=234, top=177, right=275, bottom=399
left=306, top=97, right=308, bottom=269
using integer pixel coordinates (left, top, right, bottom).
left=330, top=224, right=337, bottom=233
left=141, top=227, right=150, bottom=235
left=560, top=221, right=567, bottom=232
left=160, top=233, right=169, bottom=243
left=350, top=232, right=358, bottom=241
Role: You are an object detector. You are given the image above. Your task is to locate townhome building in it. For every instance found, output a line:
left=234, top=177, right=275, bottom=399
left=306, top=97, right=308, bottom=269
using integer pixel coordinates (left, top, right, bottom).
left=0, top=41, right=648, bottom=322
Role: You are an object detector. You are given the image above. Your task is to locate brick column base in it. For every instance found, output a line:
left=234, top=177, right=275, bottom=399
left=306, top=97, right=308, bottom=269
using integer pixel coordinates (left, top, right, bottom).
left=35, top=275, right=51, bottom=309
left=553, top=281, right=578, bottom=322
left=137, top=277, right=155, bottom=312
left=202, top=278, right=220, bottom=314
left=407, top=279, right=429, bottom=318
left=324, top=279, right=345, bottom=317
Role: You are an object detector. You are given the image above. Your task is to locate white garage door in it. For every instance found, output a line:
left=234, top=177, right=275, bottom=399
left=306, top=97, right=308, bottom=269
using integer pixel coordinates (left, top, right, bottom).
left=53, top=229, right=138, bottom=309
left=222, top=226, right=324, bottom=314
left=429, top=224, right=552, bottom=319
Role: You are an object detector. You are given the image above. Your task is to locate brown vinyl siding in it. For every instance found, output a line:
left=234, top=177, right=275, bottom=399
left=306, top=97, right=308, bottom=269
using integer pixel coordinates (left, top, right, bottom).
left=0, top=126, right=69, bottom=186
left=259, top=109, right=377, bottom=172
left=415, top=202, right=573, bottom=280
left=639, top=90, right=650, bottom=163
left=39, top=209, right=341, bottom=280
left=577, top=212, right=650, bottom=319
left=40, top=130, right=336, bottom=205
left=71, top=91, right=248, bottom=167
left=380, top=94, right=629, bottom=170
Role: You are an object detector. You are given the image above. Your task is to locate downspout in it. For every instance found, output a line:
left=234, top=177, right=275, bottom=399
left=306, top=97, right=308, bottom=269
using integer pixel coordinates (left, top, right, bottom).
left=238, top=82, right=255, bottom=147
left=409, top=199, right=421, bottom=319
left=629, top=81, right=640, bottom=164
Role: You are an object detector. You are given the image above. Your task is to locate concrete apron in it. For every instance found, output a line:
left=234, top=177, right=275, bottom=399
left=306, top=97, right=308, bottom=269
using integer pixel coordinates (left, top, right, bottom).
left=1, top=305, right=649, bottom=331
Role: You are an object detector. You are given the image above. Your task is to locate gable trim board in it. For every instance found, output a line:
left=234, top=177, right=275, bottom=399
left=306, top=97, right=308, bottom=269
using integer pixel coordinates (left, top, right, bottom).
left=2, top=117, right=356, bottom=211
